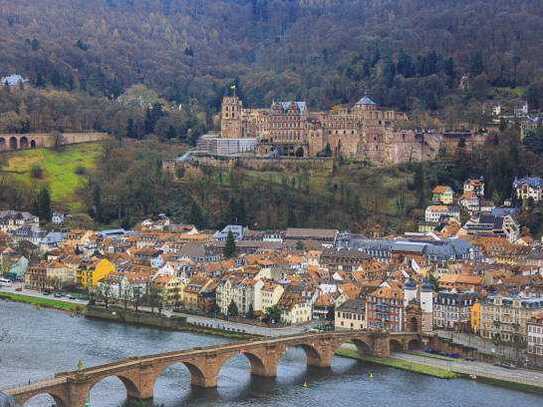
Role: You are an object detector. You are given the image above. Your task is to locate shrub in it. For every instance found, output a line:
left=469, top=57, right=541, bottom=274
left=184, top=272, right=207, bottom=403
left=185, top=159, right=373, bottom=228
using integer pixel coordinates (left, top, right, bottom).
left=31, top=164, right=43, bottom=179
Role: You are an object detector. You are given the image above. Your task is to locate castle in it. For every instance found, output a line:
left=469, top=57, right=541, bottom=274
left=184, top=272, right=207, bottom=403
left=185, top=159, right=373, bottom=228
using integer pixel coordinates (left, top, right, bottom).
left=215, top=96, right=485, bottom=165
left=219, top=95, right=446, bottom=165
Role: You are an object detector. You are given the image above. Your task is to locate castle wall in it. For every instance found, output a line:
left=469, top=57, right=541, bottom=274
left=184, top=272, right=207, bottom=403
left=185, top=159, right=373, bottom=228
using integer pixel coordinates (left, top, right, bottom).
left=164, top=156, right=334, bottom=178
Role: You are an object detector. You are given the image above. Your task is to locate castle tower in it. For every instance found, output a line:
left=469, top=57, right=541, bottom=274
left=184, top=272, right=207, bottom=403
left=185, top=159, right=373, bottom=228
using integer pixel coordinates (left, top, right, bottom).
left=221, top=96, right=243, bottom=138
left=419, top=280, right=434, bottom=333
left=403, top=278, right=417, bottom=306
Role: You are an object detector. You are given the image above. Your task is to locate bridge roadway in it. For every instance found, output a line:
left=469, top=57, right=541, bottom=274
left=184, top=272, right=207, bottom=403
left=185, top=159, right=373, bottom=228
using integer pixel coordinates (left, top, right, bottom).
left=3, top=330, right=421, bottom=407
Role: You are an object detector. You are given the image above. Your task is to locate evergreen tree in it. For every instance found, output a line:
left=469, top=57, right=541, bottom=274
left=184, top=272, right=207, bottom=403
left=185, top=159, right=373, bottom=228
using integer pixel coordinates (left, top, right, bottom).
left=322, top=143, right=332, bottom=157
left=127, top=118, right=137, bottom=138
left=224, top=230, right=237, bottom=259
left=227, top=300, right=239, bottom=317
left=246, top=304, right=255, bottom=319
left=414, top=163, right=426, bottom=208
left=188, top=201, right=204, bottom=228
left=37, top=187, right=52, bottom=222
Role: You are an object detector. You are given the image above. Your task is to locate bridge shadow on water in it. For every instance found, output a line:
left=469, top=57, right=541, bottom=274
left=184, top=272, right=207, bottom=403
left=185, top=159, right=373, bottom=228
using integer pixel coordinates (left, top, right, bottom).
left=122, top=348, right=372, bottom=407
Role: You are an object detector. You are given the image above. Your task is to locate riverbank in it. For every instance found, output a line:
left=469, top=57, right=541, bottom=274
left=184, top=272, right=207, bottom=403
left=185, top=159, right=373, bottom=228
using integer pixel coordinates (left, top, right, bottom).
left=337, top=348, right=543, bottom=393
left=392, top=352, right=543, bottom=394
left=0, top=291, right=84, bottom=313
left=335, top=348, right=458, bottom=379
left=85, top=305, right=257, bottom=340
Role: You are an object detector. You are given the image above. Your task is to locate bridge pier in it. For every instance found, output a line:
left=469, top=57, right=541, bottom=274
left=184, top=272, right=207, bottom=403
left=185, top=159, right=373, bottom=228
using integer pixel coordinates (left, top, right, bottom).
left=243, top=344, right=285, bottom=378
left=6, top=332, right=420, bottom=403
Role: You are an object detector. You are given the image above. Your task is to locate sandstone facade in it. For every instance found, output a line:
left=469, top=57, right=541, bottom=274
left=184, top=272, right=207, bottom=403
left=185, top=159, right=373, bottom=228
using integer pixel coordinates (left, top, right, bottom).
left=220, top=96, right=485, bottom=165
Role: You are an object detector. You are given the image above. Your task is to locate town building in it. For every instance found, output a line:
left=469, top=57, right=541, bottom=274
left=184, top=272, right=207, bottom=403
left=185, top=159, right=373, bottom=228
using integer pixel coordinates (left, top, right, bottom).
left=527, top=313, right=543, bottom=368
left=433, top=291, right=479, bottom=331
left=480, top=295, right=543, bottom=343
left=424, top=205, right=460, bottom=224
left=335, top=298, right=366, bottom=330
left=366, top=282, right=404, bottom=332
left=513, top=177, right=543, bottom=202
left=432, top=185, right=454, bottom=205
left=464, top=178, right=485, bottom=197
left=403, top=279, right=434, bottom=333
left=79, top=258, right=116, bottom=289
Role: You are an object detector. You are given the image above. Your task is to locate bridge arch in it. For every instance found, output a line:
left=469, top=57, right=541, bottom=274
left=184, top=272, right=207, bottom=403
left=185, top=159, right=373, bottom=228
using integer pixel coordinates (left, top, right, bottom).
left=0, top=137, right=5, bottom=150
left=21, top=392, right=67, bottom=407
left=30, top=139, right=36, bottom=148
left=9, top=136, right=17, bottom=150
left=86, top=373, right=141, bottom=405
left=332, top=337, right=373, bottom=358
left=407, top=338, right=423, bottom=351
left=240, top=351, right=270, bottom=377
left=290, top=342, right=329, bottom=368
left=152, top=359, right=213, bottom=389
left=390, top=338, right=404, bottom=353
left=20, top=136, right=29, bottom=149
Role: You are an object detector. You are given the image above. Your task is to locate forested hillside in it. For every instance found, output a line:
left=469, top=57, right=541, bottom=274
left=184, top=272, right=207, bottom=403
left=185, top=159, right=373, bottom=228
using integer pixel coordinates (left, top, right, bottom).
left=1, top=0, right=543, bottom=118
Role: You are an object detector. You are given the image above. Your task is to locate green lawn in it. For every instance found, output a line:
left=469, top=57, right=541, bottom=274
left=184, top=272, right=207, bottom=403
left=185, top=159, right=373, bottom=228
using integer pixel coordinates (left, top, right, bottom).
left=335, top=348, right=458, bottom=379
left=0, top=291, right=85, bottom=313
left=1, top=143, right=104, bottom=211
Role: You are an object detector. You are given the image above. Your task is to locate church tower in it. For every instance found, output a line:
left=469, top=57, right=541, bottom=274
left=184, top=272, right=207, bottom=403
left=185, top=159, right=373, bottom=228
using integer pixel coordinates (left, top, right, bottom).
left=221, top=96, right=243, bottom=138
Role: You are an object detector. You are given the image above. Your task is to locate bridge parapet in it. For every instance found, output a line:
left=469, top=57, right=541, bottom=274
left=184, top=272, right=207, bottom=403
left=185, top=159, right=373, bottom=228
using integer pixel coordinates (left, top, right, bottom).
left=5, top=331, right=420, bottom=406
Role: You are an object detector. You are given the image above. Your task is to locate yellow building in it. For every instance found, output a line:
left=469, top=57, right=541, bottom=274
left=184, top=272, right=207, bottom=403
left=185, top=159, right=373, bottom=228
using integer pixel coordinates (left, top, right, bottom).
left=80, top=259, right=116, bottom=289
left=470, top=302, right=481, bottom=334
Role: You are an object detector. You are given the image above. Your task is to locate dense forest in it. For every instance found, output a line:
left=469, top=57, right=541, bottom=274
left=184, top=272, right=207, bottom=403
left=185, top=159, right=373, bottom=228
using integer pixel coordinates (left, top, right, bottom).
left=3, top=1, right=543, bottom=234
left=1, top=0, right=543, bottom=125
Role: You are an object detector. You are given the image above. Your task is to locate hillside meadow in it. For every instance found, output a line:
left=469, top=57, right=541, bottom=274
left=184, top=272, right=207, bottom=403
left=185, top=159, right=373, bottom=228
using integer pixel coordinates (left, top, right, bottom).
left=0, top=143, right=104, bottom=211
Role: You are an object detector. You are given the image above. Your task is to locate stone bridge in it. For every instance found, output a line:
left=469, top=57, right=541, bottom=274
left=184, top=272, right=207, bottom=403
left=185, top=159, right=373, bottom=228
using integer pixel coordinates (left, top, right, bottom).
left=0, top=132, right=109, bottom=152
left=3, top=331, right=422, bottom=406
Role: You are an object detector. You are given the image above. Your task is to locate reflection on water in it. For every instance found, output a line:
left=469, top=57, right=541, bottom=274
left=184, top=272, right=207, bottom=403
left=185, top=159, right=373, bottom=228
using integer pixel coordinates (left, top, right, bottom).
left=1, top=302, right=542, bottom=407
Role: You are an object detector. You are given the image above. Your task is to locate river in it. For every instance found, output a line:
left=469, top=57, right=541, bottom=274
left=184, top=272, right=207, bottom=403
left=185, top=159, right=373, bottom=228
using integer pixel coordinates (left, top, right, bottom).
left=1, top=301, right=542, bottom=407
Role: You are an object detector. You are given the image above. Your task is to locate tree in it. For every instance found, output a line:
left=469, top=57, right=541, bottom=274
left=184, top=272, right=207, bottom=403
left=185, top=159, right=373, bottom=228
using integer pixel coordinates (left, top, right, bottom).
left=469, top=51, right=484, bottom=76
left=188, top=201, right=204, bottom=228
left=223, top=230, right=237, bottom=259
left=265, top=305, right=282, bottom=324
left=132, top=286, right=142, bottom=312
left=30, top=164, right=43, bottom=179
left=227, top=300, right=239, bottom=317
left=427, top=273, right=440, bottom=292
left=246, top=304, right=255, bottom=319
left=36, top=187, right=52, bottom=222
left=147, top=283, right=162, bottom=314
left=414, top=163, right=427, bottom=208
left=523, top=128, right=543, bottom=155
left=97, top=281, right=112, bottom=308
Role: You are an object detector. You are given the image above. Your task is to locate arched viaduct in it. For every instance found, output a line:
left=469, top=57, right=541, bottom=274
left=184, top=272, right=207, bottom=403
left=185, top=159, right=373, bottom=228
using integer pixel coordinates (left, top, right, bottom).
left=0, top=134, right=41, bottom=151
left=3, top=331, right=422, bottom=407
left=0, top=133, right=109, bottom=152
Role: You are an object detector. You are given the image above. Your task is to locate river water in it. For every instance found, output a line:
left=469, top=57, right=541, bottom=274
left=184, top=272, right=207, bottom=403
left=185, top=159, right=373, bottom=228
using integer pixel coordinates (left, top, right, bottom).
left=1, top=301, right=542, bottom=407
